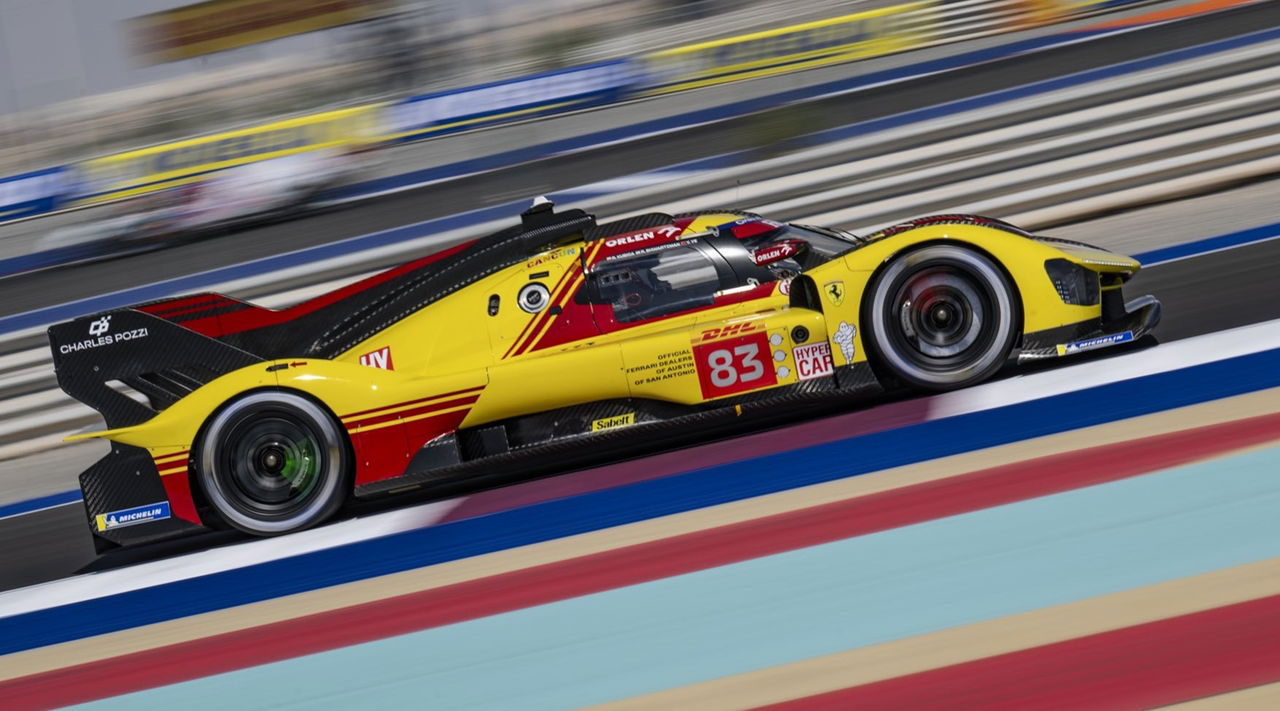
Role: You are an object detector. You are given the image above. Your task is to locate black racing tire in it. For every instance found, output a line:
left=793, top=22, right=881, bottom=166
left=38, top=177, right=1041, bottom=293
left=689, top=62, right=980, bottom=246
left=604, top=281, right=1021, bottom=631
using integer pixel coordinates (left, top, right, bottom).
left=865, top=245, right=1019, bottom=390
left=197, top=391, right=350, bottom=536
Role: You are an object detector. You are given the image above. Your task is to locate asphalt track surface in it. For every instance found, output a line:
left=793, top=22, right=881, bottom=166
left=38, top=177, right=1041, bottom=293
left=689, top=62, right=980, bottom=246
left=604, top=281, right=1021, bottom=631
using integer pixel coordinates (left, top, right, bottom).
left=1, top=0, right=1277, bottom=318
left=1, top=230, right=1279, bottom=593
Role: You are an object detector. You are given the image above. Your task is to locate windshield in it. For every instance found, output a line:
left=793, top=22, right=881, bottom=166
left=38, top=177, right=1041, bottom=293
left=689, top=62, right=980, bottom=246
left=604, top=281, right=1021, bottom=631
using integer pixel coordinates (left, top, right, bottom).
left=779, top=224, right=859, bottom=260
left=590, top=244, right=723, bottom=323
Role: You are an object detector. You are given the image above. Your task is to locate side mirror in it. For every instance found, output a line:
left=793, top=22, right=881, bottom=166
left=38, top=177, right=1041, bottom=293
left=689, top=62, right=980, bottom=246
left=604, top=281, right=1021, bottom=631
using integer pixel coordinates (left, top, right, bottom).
left=751, top=239, right=808, bottom=266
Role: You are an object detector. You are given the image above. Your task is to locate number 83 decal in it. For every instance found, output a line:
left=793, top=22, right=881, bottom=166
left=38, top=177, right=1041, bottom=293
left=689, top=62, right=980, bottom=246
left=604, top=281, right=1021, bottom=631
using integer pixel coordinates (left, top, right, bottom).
left=693, top=331, right=778, bottom=398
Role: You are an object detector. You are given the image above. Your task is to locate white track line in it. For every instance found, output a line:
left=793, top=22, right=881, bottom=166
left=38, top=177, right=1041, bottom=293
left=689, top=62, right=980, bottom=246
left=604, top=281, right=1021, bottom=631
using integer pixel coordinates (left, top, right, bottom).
left=932, top=318, right=1280, bottom=419
left=0, top=499, right=463, bottom=619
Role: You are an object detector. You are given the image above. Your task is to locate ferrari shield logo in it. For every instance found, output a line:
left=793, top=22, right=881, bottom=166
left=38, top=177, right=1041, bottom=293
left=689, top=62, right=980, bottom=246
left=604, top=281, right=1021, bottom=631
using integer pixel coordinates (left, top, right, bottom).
left=823, top=280, right=845, bottom=306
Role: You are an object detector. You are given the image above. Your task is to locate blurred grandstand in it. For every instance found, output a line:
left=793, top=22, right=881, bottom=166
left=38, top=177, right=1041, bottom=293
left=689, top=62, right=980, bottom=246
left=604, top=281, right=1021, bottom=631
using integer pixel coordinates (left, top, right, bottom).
left=0, top=0, right=873, bottom=175
left=0, top=0, right=1166, bottom=272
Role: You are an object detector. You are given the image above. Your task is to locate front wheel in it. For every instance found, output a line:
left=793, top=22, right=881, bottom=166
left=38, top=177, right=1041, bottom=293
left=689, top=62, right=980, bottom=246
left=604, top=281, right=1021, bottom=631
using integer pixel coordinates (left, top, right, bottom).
left=865, top=245, right=1019, bottom=390
left=197, top=391, right=350, bottom=536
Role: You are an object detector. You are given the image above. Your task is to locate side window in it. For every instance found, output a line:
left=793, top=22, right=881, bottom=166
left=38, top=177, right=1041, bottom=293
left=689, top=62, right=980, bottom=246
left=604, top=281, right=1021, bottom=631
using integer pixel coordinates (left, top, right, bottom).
left=588, top=245, right=724, bottom=323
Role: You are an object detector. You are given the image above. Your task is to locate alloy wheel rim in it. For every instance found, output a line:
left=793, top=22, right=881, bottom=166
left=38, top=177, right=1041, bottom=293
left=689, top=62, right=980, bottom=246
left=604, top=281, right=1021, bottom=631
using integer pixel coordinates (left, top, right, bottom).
left=889, top=266, right=994, bottom=370
left=222, top=414, right=323, bottom=515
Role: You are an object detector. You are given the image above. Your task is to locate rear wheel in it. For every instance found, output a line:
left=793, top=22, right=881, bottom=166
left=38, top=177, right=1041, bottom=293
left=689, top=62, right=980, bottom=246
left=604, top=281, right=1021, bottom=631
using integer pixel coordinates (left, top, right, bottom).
left=865, top=245, right=1019, bottom=390
left=197, top=391, right=350, bottom=536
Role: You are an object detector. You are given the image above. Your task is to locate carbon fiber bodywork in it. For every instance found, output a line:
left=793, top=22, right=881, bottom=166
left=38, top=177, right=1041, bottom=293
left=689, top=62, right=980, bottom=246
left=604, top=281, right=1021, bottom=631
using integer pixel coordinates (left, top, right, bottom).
left=79, top=444, right=205, bottom=552
left=584, top=213, right=676, bottom=241
left=48, top=309, right=262, bottom=429
left=1020, top=296, right=1161, bottom=361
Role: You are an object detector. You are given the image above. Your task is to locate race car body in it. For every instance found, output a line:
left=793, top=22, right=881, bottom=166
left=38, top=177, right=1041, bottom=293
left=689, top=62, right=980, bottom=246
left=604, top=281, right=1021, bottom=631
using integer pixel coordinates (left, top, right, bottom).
left=48, top=201, right=1159, bottom=550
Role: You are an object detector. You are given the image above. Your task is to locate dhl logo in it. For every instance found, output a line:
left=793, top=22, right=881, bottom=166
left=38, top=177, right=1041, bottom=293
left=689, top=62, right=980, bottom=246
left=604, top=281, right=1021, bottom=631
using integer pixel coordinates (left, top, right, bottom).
left=696, top=322, right=763, bottom=342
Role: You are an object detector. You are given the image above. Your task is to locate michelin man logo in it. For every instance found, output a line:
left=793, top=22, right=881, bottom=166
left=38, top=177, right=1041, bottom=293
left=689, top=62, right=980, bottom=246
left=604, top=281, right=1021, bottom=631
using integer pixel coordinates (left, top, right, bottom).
left=88, top=316, right=111, bottom=336
left=95, top=502, right=170, bottom=531
left=834, top=321, right=856, bottom=363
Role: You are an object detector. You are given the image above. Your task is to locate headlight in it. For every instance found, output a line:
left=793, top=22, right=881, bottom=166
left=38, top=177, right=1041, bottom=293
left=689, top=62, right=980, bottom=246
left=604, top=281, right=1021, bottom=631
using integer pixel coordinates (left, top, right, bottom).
left=1044, top=259, right=1099, bottom=306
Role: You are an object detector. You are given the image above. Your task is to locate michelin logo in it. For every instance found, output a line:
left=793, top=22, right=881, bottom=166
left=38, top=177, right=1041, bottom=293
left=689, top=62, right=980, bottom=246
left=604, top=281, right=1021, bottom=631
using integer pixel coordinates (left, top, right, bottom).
left=1056, top=330, right=1134, bottom=356
left=833, top=321, right=857, bottom=364
left=95, top=502, right=171, bottom=532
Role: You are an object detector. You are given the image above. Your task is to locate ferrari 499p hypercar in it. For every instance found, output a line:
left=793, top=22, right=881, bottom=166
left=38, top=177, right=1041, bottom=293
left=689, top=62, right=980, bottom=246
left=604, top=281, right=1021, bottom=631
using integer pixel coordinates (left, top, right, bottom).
left=49, top=201, right=1160, bottom=550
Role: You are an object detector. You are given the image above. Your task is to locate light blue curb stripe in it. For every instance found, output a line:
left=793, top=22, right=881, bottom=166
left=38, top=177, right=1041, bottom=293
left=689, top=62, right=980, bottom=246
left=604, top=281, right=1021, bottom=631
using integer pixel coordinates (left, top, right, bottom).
left=77, top=445, right=1280, bottom=711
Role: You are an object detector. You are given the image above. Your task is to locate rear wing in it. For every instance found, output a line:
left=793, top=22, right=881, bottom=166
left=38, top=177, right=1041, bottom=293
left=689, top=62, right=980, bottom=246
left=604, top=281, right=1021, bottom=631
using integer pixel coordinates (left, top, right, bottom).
left=48, top=307, right=262, bottom=429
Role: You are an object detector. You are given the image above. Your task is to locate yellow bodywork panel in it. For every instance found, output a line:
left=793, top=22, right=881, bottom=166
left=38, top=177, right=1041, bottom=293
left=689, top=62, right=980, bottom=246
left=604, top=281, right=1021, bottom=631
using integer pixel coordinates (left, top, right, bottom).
left=471, top=342, right=626, bottom=425
left=808, top=223, right=1138, bottom=335
left=68, top=358, right=485, bottom=448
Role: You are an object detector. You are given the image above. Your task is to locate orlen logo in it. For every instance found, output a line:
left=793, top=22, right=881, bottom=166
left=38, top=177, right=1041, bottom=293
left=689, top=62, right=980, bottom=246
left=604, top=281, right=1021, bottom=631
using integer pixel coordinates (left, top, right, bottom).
left=604, top=226, right=681, bottom=248
left=751, top=243, right=797, bottom=265
left=358, top=346, right=394, bottom=371
left=88, top=316, right=111, bottom=336
left=696, top=322, right=762, bottom=342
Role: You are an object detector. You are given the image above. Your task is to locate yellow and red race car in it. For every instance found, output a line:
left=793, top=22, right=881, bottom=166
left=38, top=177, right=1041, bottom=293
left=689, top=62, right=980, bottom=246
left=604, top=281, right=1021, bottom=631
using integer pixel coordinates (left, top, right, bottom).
left=50, top=200, right=1159, bottom=549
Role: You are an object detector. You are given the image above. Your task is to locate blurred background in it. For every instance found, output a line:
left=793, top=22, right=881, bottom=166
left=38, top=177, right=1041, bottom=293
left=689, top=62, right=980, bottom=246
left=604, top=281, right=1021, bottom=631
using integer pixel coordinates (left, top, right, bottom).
left=0, top=0, right=874, bottom=173
left=0, top=0, right=1144, bottom=266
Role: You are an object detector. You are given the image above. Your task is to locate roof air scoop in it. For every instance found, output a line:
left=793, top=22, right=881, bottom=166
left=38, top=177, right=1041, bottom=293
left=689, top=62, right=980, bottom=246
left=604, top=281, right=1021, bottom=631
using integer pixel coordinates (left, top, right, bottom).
left=521, top=196, right=557, bottom=229
left=516, top=196, right=596, bottom=253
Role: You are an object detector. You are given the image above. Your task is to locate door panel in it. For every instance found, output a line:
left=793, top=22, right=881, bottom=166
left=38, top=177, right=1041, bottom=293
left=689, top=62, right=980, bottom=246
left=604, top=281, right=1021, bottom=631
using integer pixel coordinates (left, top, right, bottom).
left=473, top=342, right=627, bottom=425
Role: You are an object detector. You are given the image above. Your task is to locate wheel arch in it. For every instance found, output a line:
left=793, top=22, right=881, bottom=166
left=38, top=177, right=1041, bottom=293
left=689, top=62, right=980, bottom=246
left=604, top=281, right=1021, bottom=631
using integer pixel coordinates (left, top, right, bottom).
left=859, top=238, right=1027, bottom=351
left=857, top=239, right=1025, bottom=389
left=187, top=385, right=355, bottom=529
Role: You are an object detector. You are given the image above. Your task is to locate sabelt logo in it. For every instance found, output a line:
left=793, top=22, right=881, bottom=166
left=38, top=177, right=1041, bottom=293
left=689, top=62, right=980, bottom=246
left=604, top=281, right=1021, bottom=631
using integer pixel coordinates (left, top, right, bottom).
left=696, top=322, right=763, bottom=342
left=358, top=346, right=394, bottom=371
left=591, top=412, right=636, bottom=431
